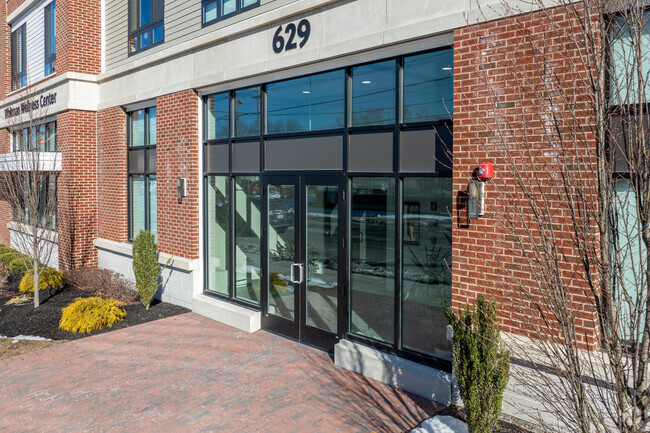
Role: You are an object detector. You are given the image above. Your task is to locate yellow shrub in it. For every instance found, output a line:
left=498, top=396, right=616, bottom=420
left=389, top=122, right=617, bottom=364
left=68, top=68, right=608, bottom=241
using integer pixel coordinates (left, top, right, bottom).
left=20, top=268, right=66, bottom=293
left=59, top=297, right=126, bottom=334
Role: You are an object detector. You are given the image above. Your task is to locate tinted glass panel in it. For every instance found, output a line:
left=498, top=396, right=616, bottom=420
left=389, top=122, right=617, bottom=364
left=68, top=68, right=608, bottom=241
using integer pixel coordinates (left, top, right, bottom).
left=232, top=141, right=260, bottom=173
left=149, top=176, right=157, bottom=236
left=350, top=177, right=395, bottom=343
left=265, top=136, right=343, bottom=171
left=130, top=175, right=146, bottom=238
left=222, top=0, right=236, bottom=15
left=348, top=132, right=393, bottom=172
left=234, top=177, right=262, bottom=304
left=403, top=49, right=453, bottom=122
left=266, top=70, right=345, bottom=134
left=234, top=87, right=260, bottom=137
left=140, top=0, right=151, bottom=26
left=205, top=144, right=229, bottom=173
left=206, top=176, right=230, bottom=295
left=129, top=149, right=145, bottom=173
left=242, top=0, right=257, bottom=6
left=206, top=93, right=230, bottom=140
left=401, top=177, right=452, bottom=360
left=131, top=110, right=145, bottom=147
left=148, top=107, right=157, bottom=144
left=351, top=61, right=396, bottom=127
left=203, top=1, right=217, bottom=22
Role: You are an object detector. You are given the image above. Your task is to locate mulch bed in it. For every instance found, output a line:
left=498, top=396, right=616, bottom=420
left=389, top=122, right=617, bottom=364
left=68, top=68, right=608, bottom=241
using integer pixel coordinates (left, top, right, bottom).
left=430, top=406, right=539, bottom=433
left=0, top=275, right=189, bottom=341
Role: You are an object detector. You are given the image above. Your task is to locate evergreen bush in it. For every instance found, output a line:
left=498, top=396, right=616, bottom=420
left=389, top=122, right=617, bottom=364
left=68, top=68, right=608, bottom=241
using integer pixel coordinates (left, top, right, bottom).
left=19, top=268, right=65, bottom=293
left=132, top=230, right=160, bottom=310
left=0, top=251, right=22, bottom=266
left=8, top=257, right=29, bottom=276
left=446, top=295, right=510, bottom=433
left=59, top=297, right=126, bottom=334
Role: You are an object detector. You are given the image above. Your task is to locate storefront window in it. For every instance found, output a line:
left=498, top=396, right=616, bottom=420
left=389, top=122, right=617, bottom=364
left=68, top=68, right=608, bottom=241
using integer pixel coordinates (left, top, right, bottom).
left=266, top=70, right=345, bottom=134
left=234, top=176, right=262, bottom=304
left=350, top=60, right=396, bottom=127
left=206, top=176, right=230, bottom=295
left=234, top=87, right=260, bottom=137
left=403, top=49, right=453, bottom=123
left=350, top=177, right=396, bottom=343
left=401, top=177, right=452, bottom=360
left=206, top=93, right=230, bottom=140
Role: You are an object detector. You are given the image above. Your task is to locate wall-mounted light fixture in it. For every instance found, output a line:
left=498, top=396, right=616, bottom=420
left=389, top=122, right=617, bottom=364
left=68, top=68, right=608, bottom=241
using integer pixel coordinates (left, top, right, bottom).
left=177, top=178, right=187, bottom=200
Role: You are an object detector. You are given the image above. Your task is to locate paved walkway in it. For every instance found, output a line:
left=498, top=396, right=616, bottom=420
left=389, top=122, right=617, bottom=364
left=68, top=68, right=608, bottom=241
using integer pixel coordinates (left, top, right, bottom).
left=0, top=313, right=440, bottom=432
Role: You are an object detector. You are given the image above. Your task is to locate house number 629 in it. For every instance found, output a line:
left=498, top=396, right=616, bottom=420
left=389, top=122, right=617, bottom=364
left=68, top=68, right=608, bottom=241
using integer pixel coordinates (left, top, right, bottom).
left=273, top=19, right=311, bottom=54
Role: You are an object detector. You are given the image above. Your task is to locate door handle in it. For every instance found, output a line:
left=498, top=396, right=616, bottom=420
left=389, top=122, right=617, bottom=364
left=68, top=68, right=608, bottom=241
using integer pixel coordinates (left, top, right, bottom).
left=290, top=263, right=304, bottom=284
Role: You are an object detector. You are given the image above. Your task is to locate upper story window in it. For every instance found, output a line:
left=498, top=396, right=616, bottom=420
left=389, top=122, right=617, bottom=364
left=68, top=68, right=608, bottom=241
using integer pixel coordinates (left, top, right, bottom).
left=44, top=2, right=56, bottom=76
left=11, top=24, right=27, bottom=90
left=202, top=0, right=259, bottom=26
left=128, top=0, right=164, bottom=54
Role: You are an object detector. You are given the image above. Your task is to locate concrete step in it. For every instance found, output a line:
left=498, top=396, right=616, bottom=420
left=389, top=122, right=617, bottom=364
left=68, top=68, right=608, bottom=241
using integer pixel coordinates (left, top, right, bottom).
left=192, top=293, right=261, bottom=333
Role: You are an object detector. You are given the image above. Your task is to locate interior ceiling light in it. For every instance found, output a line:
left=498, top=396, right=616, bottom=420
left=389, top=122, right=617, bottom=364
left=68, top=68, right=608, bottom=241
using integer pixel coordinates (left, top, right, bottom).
left=302, top=91, right=311, bottom=94
left=362, top=80, right=372, bottom=84
left=442, top=67, right=453, bottom=71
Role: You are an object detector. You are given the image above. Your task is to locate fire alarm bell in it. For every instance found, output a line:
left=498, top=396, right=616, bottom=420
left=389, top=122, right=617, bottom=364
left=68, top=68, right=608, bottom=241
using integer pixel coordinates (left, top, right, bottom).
left=478, top=162, right=493, bottom=181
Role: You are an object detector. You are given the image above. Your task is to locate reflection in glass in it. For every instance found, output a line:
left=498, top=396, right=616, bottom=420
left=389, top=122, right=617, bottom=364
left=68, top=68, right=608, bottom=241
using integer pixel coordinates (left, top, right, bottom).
left=222, top=0, right=236, bottom=15
left=242, top=0, right=257, bottom=7
left=206, top=93, right=230, bottom=140
left=403, top=49, right=453, bottom=123
left=350, top=177, right=395, bottom=343
left=148, top=176, right=157, bottom=236
left=234, top=87, right=260, bottom=137
left=234, top=176, right=261, bottom=304
left=401, top=177, right=452, bottom=360
left=203, top=2, right=217, bottom=22
left=131, top=110, right=145, bottom=146
left=306, top=185, right=338, bottom=334
left=139, top=0, right=151, bottom=26
left=266, top=70, right=345, bottom=134
left=351, top=61, right=396, bottom=127
left=130, top=175, right=146, bottom=237
left=148, top=107, right=157, bottom=144
left=206, top=176, right=230, bottom=295
left=267, top=184, right=296, bottom=320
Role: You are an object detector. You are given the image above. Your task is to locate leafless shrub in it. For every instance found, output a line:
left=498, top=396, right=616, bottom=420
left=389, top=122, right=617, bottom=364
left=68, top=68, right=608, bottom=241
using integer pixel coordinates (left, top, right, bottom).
left=65, top=267, right=138, bottom=305
left=0, top=264, right=10, bottom=287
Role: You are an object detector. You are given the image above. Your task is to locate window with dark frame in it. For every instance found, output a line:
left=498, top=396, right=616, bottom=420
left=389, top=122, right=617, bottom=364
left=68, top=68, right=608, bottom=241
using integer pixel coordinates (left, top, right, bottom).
left=128, top=0, right=164, bottom=54
left=12, top=121, right=57, bottom=152
left=128, top=107, right=157, bottom=240
left=11, top=24, right=26, bottom=90
left=44, top=2, right=56, bottom=76
left=202, top=0, right=259, bottom=26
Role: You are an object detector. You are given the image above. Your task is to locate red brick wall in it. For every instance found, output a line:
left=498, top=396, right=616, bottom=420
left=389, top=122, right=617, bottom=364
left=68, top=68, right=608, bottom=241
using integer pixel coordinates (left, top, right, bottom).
left=56, top=0, right=102, bottom=75
left=0, top=129, right=12, bottom=246
left=97, top=107, right=128, bottom=243
left=452, top=8, right=600, bottom=349
left=156, top=90, right=201, bottom=259
left=57, top=110, right=98, bottom=269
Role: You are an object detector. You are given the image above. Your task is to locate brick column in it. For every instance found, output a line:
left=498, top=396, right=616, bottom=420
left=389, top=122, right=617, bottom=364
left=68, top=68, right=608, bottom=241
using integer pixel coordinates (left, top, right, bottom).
left=156, top=90, right=200, bottom=259
left=97, top=107, right=128, bottom=243
left=56, top=0, right=101, bottom=76
left=57, top=110, right=98, bottom=269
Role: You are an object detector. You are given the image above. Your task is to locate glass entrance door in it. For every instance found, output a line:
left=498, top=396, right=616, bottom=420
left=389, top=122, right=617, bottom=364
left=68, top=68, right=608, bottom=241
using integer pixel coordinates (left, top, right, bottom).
left=262, top=175, right=344, bottom=351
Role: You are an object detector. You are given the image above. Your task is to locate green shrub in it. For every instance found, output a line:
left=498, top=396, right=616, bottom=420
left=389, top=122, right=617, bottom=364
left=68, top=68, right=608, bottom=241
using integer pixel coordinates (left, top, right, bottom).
left=446, top=295, right=510, bottom=433
left=59, top=297, right=126, bottom=334
left=0, top=251, right=22, bottom=266
left=8, top=257, right=28, bottom=276
left=0, top=244, right=12, bottom=255
left=19, top=268, right=66, bottom=293
left=132, top=230, right=160, bottom=310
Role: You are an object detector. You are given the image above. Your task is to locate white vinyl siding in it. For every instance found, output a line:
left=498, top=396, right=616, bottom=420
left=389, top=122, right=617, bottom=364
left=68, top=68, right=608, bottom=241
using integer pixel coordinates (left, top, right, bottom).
left=10, top=0, right=55, bottom=89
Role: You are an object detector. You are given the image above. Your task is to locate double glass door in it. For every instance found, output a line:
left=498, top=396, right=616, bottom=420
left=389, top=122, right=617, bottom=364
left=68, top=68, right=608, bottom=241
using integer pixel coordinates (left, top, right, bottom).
left=263, top=175, right=345, bottom=351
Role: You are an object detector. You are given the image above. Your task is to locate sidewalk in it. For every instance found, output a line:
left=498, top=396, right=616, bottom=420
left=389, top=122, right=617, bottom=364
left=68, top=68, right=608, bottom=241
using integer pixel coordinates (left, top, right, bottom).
left=0, top=312, right=439, bottom=432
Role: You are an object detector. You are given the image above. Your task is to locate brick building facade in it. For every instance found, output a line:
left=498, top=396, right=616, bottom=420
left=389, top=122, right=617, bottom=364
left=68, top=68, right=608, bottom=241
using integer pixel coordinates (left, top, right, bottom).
left=0, top=0, right=619, bottom=420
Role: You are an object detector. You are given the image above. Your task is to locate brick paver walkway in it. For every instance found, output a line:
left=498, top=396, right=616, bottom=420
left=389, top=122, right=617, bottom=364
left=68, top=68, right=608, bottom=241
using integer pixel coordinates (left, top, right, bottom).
left=0, top=313, right=440, bottom=432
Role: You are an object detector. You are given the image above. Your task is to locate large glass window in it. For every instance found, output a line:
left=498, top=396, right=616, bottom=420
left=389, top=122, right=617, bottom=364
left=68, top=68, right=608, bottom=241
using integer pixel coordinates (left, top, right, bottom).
left=350, top=61, right=396, bottom=127
left=350, top=177, right=396, bottom=343
left=202, top=0, right=259, bottom=25
left=11, top=24, right=26, bottom=90
left=609, top=11, right=650, bottom=105
left=234, top=87, right=261, bottom=137
left=206, top=93, right=230, bottom=140
left=128, top=107, right=157, bottom=240
left=403, top=49, right=453, bottom=123
left=234, top=176, right=262, bottom=304
left=401, top=177, right=452, bottom=360
left=44, top=2, right=56, bottom=76
left=266, top=70, right=345, bottom=134
left=128, top=0, right=164, bottom=54
left=206, top=176, right=230, bottom=295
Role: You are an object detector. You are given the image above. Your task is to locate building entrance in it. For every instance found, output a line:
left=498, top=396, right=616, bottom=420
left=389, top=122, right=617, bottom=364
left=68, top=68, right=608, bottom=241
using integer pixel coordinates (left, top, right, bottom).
left=262, top=175, right=345, bottom=352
